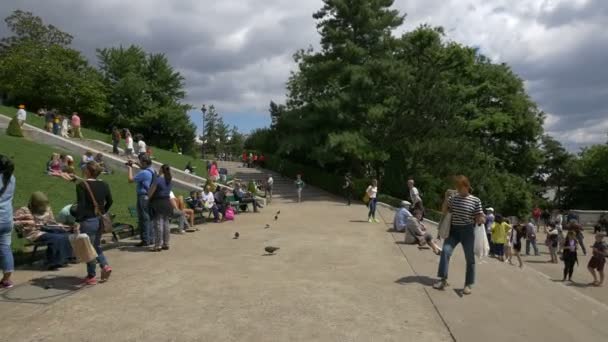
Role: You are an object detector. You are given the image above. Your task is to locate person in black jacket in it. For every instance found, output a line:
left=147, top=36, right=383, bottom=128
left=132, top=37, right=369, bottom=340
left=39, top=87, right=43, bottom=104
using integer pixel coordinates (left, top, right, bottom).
left=60, top=161, right=113, bottom=285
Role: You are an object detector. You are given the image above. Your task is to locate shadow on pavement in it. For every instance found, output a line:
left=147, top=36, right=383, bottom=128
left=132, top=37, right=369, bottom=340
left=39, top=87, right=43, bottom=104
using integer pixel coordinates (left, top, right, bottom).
left=30, top=275, right=83, bottom=291
left=395, top=275, right=436, bottom=287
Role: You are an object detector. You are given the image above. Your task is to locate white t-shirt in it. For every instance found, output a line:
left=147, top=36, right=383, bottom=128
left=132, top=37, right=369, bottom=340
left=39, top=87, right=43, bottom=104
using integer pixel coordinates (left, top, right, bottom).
left=267, top=177, right=274, bottom=186
left=17, top=109, right=26, bottom=121
left=367, top=186, right=378, bottom=199
left=137, top=140, right=147, bottom=153
left=126, top=137, right=133, bottom=150
left=202, top=191, right=215, bottom=208
left=409, top=187, right=421, bottom=205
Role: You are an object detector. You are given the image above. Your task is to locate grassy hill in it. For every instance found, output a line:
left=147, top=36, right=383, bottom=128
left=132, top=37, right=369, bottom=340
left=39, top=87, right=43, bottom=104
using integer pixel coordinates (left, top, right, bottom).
left=0, top=134, right=138, bottom=254
left=0, top=104, right=210, bottom=178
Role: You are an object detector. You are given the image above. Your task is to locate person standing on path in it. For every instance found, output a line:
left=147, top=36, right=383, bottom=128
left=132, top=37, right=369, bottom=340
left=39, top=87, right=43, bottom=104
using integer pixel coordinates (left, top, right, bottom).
left=16, top=104, right=26, bottom=127
left=0, top=155, right=15, bottom=288
left=111, top=127, right=121, bottom=154
left=491, top=215, right=509, bottom=262
left=567, top=220, right=587, bottom=256
left=508, top=223, right=524, bottom=267
left=148, top=164, right=173, bottom=252
left=72, top=161, right=113, bottom=285
left=525, top=217, right=540, bottom=256
left=295, top=174, right=305, bottom=203
left=265, top=174, right=274, bottom=204
left=588, top=233, right=606, bottom=287
left=127, top=154, right=155, bottom=247
left=71, top=112, right=82, bottom=139
left=60, top=115, right=69, bottom=138
left=343, top=173, right=353, bottom=206
left=532, top=206, right=542, bottom=232
left=407, top=179, right=422, bottom=210
left=485, top=208, right=495, bottom=257
left=434, top=175, right=484, bottom=295
left=562, top=230, right=579, bottom=282
left=366, top=179, right=379, bottom=223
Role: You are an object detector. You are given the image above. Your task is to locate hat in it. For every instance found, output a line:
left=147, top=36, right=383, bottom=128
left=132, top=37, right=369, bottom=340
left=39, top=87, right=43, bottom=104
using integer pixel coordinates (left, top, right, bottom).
left=486, top=207, right=494, bottom=212
left=18, top=104, right=25, bottom=109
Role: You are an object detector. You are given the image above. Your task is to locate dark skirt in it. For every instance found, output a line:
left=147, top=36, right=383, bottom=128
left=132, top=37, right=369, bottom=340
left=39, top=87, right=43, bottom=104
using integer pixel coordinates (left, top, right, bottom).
left=513, top=242, right=522, bottom=252
left=150, top=198, right=173, bottom=218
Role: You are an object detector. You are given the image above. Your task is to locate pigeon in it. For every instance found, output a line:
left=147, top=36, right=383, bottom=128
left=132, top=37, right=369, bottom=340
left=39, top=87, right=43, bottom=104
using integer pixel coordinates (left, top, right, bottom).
left=265, top=224, right=270, bottom=229
left=265, top=246, right=280, bottom=254
left=274, top=215, right=278, bottom=221
left=276, top=210, right=281, bottom=215
left=234, top=232, right=239, bottom=239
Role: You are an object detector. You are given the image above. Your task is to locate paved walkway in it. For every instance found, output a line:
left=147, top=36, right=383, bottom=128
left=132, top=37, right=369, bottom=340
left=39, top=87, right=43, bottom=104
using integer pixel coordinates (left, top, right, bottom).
left=1, top=197, right=607, bottom=341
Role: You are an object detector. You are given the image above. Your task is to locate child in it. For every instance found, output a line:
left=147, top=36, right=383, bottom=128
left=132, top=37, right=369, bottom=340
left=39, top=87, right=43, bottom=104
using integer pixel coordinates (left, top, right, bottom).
left=509, top=223, right=524, bottom=268
left=588, top=233, right=607, bottom=287
left=294, top=174, right=305, bottom=203
left=60, top=115, right=69, bottom=138
left=491, top=215, right=509, bottom=262
left=546, top=223, right=559, bottom=263
left=562, top=230, right=578, bottom=282
left=47, top=153, right=61, bottom=174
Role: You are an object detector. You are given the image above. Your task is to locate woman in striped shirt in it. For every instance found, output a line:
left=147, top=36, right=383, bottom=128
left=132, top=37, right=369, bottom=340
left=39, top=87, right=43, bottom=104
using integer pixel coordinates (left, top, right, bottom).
left=434, top=175, right=484, bottom=295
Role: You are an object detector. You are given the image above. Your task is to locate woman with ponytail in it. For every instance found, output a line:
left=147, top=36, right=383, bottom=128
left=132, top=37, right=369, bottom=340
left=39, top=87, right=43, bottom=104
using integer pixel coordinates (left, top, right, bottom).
left=0, top=155, right=16, bottom=288
left=149, top=164, right=173, bottom=252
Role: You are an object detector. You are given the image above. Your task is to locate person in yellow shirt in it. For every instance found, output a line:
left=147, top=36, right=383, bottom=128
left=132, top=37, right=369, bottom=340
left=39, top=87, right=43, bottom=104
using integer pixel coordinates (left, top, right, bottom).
left=491, top=215, right=510, bottom=261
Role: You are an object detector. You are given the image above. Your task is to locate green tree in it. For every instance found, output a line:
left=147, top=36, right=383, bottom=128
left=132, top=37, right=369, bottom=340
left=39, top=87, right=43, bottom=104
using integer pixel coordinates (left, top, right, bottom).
left=537, top=135, right=575, bottom=207
left=227, top=125, right=245, bottom=156
left=97, top=45, right=195, bottom=152
left=563, top=144, right=608, bottom=209
left=0, top=10, right=73, bottom=50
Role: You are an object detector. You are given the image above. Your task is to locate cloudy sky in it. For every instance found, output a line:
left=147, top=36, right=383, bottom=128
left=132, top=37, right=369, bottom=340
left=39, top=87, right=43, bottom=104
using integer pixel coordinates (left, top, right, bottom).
left=1, top=0, right=606, bottom=150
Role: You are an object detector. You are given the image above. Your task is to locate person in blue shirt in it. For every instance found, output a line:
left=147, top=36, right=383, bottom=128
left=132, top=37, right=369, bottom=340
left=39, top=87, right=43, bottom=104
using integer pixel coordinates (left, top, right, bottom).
left=128, top=154, right=155, bottom=247
left=0, top=155, right=16, bottom=288
left=393, top=201, right=412, bottom=232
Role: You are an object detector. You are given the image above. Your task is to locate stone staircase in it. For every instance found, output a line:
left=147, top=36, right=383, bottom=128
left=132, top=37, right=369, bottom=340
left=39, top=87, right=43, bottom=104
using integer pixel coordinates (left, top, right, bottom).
left=216, top=161, right=329, bottom=201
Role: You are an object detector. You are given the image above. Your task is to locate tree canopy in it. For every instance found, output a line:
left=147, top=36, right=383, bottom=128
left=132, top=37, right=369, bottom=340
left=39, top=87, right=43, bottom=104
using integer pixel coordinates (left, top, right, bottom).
left=250, top=0, right=547, bottom=216
left=0, top=10, right=210, bottom=153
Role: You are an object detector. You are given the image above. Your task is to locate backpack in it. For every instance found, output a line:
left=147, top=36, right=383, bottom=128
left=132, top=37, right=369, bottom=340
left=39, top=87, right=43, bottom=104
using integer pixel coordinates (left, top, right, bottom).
left=225, top=206, right=235, bottom=221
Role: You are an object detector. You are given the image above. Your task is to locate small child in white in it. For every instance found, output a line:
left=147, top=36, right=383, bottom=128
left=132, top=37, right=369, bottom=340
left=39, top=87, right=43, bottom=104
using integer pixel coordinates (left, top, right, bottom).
left=294, top=174, right=305, bottom=203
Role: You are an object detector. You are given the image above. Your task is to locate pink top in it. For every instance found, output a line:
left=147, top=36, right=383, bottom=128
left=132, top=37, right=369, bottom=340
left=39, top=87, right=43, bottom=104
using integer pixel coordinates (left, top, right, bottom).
left=50, top=160, right=61, bottom=172
left=71, top=114, right=81, bottom=127
left=209, top=164, right=219, bottom=177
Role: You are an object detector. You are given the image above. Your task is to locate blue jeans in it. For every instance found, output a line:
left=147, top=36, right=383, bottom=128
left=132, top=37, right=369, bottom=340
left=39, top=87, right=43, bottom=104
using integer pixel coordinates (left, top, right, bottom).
left=437, top=224, right=476, bottom=287
left=37, top=230, right=72, bottom=266
left=526, top=238, right=539, bottom=255
left=80, top=218, right=109, bottom=277
left=368, top=198, right=377, bottom=219
left=0, top=224, right=14, bottom=273
left=137, top=194, right=152, bottom=244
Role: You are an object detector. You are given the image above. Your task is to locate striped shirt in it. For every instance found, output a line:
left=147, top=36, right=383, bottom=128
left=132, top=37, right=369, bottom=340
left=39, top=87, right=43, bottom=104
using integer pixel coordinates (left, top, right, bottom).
left=448, top=194, right=482, bottom=225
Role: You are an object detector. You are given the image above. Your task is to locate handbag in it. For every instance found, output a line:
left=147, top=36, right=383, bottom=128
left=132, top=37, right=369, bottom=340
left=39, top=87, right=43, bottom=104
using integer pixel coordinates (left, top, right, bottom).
left=362, top=192, right=370, bottom=204
left=474, top=224, right=490, bottom=258
left=81, top=180, right=113, bottom=234
left=437, top=212, right=452, bottom=239
left=69, top=233, right=98, bottom=263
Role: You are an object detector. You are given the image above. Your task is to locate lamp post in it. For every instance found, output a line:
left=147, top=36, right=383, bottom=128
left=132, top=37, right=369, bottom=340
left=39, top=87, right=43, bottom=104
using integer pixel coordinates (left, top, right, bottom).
left=201, top=104, right=207, bottom=159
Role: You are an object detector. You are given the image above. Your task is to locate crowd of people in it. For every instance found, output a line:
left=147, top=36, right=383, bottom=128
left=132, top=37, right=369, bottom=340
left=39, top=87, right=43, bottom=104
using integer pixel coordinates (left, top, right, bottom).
left=241, top=151, right=266, bottom=168
left=384, top=175, right=607, bottom=294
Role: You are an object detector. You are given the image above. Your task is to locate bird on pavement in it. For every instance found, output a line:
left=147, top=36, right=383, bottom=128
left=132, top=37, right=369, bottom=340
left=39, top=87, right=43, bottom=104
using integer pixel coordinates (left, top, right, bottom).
left=265, top=246, right=280, bottom=254
left=276, top=210, right=281, bottom=215
left=234, top=232, right=239, bottom=239
left=265, top=224, right=270, bottom=229
left=274, top=215, right=278, bottom=221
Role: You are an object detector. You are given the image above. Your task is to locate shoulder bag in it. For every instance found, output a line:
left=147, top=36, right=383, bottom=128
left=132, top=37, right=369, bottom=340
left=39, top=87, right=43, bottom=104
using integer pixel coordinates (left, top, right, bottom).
left=81, top=180, right=113, bottom=234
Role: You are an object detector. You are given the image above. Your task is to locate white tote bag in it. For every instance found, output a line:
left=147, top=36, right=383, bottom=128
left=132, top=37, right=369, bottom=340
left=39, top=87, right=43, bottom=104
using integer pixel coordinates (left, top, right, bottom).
left=474, top=224, right=490, bottom=258
left=437, top=212, right=452, bottom=239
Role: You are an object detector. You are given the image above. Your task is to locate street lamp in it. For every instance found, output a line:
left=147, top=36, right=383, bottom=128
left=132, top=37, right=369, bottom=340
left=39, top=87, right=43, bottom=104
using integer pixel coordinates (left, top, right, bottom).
left=201, top=104, right=207, bottom=159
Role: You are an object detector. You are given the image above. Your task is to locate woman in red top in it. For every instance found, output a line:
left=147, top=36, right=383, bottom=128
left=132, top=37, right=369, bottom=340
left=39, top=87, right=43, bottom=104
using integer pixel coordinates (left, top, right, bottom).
left=242, top=152, right=247, bottom=167
left=253, top=154, right=258, bottom=167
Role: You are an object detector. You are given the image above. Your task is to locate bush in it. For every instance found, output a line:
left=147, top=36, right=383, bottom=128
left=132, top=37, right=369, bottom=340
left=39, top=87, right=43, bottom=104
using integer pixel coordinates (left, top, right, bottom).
left=6, top=116, right=24, bottom=137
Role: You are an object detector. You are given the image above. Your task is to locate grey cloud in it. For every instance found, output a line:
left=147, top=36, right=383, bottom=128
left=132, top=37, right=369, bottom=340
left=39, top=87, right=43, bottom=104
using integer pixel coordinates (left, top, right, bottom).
left=1, top=0, right=608, bottom=150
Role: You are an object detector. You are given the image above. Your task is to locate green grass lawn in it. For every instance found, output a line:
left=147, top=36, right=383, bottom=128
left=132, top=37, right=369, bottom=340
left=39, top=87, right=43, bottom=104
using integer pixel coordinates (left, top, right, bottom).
left=0, top=134, right=138, bottom=254
left=0, top=104, right=209, bottom=178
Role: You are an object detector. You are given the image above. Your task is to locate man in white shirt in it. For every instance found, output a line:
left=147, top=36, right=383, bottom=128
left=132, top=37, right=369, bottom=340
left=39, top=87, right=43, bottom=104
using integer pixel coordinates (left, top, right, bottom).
left=265, top=175, right=274, bottom=203
left=408, top=179, right=422, bottom=209
left=137, top=136, right=147, bottom=156
left=16, top=105, right=27, bottom=127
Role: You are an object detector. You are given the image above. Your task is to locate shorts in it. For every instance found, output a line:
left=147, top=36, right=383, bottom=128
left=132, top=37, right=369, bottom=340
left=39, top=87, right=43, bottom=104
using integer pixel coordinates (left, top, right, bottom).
left=588, top=256, right=606, bottom=271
